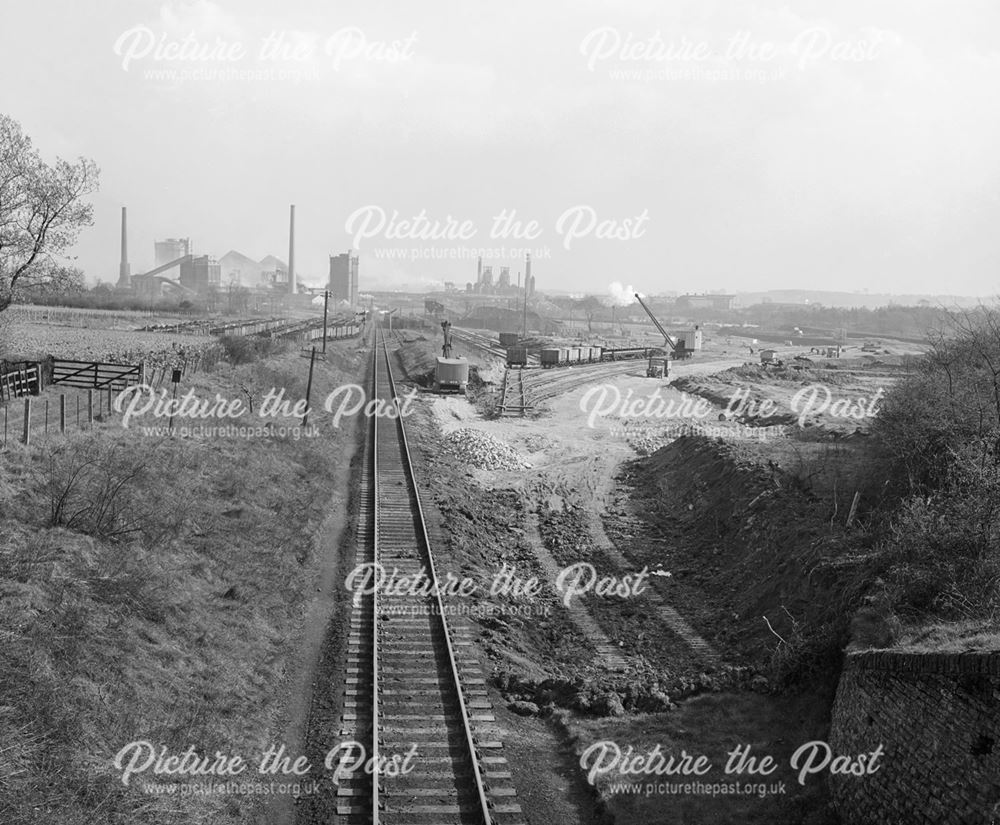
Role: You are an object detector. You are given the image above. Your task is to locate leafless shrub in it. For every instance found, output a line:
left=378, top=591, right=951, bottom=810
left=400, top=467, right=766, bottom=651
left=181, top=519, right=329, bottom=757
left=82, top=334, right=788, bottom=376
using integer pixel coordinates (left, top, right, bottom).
left=40, top=439, right=189, bottom=548
left=44, top=442, right=148, bottom=541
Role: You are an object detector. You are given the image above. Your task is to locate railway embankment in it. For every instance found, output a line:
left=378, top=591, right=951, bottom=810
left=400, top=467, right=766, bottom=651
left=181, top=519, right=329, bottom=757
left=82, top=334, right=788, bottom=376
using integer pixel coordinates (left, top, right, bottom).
left=0, top=344, right=365, bottom=825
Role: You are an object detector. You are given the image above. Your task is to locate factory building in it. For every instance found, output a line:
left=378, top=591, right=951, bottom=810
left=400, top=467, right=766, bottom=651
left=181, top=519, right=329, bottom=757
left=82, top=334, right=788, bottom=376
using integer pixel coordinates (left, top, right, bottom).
left=155, top=238, right=191, bottom=268
left=259, top=254, right=289, bottom=288
left=179, top=255, right=220, bottom=292
left=329, top=251, right=360, bottom=305
left=676, top=293, right=735, bottom=311
left=471, top=254, right=536, bottom=296
left=117, top=206, right=302, bottom=301
left=219, top=250, right=262, bottom=287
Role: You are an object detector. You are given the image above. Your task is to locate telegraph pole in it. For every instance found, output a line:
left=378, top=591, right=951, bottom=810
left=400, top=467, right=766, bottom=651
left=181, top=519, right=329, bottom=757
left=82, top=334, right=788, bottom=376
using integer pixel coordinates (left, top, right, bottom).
left=322, top=290, right=330, bottom=354
left=521, top=273, right=528, bottom=337
left=302, top=347, right=317, bottom=427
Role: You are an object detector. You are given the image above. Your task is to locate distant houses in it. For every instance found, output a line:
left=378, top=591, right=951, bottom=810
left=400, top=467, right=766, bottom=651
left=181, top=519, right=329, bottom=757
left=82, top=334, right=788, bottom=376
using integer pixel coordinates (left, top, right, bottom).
left=675, top=293, right=736, bottom=311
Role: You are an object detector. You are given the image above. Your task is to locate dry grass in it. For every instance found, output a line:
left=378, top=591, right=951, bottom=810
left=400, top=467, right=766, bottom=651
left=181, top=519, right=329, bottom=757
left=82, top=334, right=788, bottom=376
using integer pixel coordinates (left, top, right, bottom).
left=0, top=342, right=365, bottom=824
left=565, top=689, right=838, bottom=825
left=894, top=620, right=1000, bottom=654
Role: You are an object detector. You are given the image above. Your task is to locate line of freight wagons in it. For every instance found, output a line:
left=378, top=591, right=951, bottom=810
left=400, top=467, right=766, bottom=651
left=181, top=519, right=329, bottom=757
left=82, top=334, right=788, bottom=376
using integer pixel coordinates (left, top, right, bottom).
left=538, top=346, right=603, bottom=367
left=506, top=344, right=668, bottom=368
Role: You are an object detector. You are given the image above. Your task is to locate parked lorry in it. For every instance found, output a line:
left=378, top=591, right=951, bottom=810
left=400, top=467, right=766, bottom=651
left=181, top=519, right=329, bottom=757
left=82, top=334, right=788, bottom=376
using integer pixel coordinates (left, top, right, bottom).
left=760, top=349, right=783, bottom=367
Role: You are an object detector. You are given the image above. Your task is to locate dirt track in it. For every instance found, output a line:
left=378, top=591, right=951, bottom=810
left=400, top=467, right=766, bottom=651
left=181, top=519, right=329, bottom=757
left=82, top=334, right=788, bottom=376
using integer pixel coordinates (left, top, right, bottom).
left=289, top=336, right=915, bottom=823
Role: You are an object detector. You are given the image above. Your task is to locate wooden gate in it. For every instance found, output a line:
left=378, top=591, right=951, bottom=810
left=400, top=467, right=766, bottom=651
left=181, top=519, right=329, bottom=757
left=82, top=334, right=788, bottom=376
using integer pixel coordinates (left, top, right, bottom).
left=50, top=359, right=144, bottom=390
left=0, top=362, right=40, bottom=401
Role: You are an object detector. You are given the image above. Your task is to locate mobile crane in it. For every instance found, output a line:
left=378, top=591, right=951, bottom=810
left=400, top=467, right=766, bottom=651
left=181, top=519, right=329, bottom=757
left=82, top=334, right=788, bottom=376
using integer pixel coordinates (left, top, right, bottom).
left=441, top=320, right=453, bottom=357
left=634, top=293, right=695, bottom=376
left=434, top=320, right=468, bottom=393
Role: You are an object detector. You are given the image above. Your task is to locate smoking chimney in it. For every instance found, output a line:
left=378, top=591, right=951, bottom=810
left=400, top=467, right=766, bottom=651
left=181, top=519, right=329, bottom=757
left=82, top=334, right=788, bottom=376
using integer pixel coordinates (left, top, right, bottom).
left=288, top=204, right=296, bottom=295
left=118, top=206, right=131, bottom=288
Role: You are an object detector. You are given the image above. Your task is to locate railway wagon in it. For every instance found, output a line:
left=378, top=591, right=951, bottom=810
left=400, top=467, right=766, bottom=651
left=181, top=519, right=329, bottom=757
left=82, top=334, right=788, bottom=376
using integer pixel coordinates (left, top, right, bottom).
left=499, top=332, right=519, bottom=347
left=506, top=346, right=528, bottom=367
left=602, top=346, right=652, bottom=362
left=567, top=347, right=583, bottom=364
left=540, top=348, right=565, bottom=368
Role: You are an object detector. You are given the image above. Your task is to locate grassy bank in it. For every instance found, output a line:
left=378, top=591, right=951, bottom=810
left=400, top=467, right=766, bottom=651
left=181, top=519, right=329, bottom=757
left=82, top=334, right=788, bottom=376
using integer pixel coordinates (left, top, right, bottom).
left=0, top=341, right=365, bottom=824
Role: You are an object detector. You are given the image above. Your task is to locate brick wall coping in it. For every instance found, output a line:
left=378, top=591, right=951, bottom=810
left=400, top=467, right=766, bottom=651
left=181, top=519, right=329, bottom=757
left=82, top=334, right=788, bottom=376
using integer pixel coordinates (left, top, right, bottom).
left=846, top=649, right=1000, bottom=675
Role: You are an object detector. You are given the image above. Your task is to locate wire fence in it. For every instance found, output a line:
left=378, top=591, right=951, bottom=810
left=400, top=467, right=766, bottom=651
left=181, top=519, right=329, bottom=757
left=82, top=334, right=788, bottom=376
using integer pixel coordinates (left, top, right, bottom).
left=0, top=327, right=365, bottom=451
left=0, top=388, right=121, bottom=450
left=0, top=354, right=215, bottom=451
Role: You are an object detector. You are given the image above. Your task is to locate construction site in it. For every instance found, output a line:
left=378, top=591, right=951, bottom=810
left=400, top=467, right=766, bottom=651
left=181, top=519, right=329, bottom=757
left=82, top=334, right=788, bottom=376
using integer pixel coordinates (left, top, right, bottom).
left=293, top=310, right=935, bottom=825
left=2, top=276, right=949, bottom=825
left=3, top=1, right=998, bottom=821
left=2, top=197, right=985, bottom=824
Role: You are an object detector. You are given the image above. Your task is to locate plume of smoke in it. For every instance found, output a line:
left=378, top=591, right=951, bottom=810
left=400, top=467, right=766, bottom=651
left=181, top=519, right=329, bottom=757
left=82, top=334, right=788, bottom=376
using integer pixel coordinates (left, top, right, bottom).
left=608, top=282, right=639, bottom=306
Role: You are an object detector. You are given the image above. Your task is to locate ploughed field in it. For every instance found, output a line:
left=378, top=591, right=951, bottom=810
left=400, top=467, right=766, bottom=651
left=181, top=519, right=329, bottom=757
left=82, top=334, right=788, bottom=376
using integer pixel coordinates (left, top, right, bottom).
left=3, top=320, right=215, bottom=363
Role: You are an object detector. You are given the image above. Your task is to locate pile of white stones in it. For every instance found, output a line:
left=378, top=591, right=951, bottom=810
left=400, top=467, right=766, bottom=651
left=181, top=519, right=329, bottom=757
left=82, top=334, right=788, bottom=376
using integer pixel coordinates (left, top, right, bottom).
left=443, top=428, right=530, bottom=470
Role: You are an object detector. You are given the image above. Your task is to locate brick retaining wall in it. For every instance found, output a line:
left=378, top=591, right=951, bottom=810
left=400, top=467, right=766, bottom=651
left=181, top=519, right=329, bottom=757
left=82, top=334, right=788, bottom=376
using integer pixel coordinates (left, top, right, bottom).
left=830, top=650, right=1000, bottom=824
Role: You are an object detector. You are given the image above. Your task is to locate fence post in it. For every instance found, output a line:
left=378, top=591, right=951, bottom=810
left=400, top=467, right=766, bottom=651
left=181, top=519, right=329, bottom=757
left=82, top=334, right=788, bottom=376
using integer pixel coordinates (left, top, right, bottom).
left=21, top=398, right=30, bottom=445
left=107, top=386, right=112, bottom=414
left=60, top=394, right=66, bottom=434
left=76, top=396, right=80, bottom=428
left=88, top=390, right=94, bottom=425
left=45, top=399, right=49, bottom=435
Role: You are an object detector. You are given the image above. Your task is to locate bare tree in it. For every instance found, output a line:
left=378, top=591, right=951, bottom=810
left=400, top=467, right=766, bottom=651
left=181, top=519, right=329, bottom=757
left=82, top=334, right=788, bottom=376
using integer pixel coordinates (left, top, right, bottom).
left=227, top=281, right=250, bottom=314
left=574, top=295, right=605, bottom=334
left=0, top=114, right=99, bottom=312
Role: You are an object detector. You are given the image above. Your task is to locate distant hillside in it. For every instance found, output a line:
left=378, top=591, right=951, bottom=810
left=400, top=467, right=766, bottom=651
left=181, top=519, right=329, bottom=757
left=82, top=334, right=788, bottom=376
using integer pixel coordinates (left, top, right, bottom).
left=734, top=290, right=992, bottom=310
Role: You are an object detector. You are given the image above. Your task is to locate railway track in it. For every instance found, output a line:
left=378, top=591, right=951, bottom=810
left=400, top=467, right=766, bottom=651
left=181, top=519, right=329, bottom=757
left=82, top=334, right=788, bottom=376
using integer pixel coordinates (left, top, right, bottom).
left=451, top=329, right=540, bottom=367
left=496, top=369, right=530, bottom=417
left=523, top=359, right=653, bottom=404
left=497, top=353, right=659, bottom=414
left=450, top=328, right=507, bottom=360
left=336, top=326, right=524, bottom=824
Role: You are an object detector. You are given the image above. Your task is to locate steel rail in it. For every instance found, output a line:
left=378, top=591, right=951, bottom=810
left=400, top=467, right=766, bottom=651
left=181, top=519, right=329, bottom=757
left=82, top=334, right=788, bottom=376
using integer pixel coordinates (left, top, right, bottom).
left=370, top=327, right=381, bottom=824
left=377, top=325, right=494, bottom=825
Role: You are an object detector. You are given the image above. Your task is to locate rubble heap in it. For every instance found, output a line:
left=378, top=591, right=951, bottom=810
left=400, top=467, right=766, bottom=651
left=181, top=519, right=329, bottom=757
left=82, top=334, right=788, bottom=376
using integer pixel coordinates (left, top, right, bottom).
left=443, top=428, right=530, bottom=471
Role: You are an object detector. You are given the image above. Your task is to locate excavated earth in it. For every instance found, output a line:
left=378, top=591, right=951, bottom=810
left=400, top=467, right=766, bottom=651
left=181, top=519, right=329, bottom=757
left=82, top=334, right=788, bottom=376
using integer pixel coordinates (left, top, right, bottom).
left=375, top=338, right=920, bottom=824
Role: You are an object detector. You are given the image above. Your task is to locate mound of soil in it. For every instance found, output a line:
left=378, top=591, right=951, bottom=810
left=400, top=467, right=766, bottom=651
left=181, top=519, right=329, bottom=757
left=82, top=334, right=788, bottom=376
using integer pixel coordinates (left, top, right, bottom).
left=394, top=339, right=439, bottom=385
left=618, top=434, right=865, bottom=676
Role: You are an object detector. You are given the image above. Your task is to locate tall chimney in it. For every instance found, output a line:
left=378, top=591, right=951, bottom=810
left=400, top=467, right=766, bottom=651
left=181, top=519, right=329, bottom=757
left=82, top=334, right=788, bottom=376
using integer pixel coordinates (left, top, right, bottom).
left=288, top=204, right=296, bottom=295
left=118, top=206, right=131, bottom=288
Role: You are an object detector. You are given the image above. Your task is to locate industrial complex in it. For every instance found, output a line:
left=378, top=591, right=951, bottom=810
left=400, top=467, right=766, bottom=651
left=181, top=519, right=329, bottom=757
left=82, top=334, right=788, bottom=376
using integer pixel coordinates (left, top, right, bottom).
left=112, top=204, right=362, bottom=308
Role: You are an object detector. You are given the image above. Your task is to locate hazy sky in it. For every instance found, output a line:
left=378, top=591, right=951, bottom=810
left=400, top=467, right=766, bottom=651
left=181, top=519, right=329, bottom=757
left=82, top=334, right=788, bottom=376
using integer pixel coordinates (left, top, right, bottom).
left=2, top=0, right=999, bottom=297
